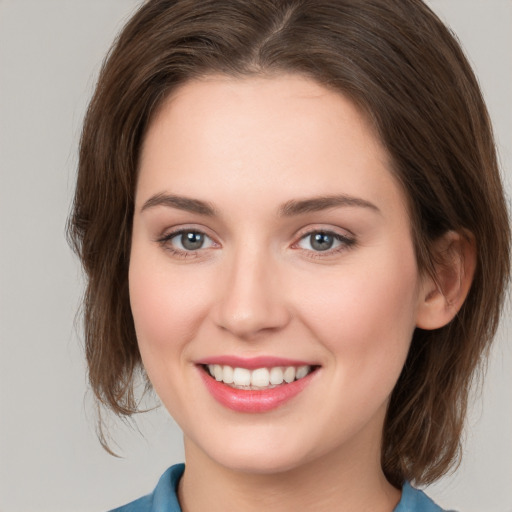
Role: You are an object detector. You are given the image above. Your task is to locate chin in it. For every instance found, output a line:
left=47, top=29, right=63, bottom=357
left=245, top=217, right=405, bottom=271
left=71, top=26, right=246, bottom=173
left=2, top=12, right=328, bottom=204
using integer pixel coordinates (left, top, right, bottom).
left=189, top=430, right=316, bottom=475
left=215, top=449, right=309, bottom=475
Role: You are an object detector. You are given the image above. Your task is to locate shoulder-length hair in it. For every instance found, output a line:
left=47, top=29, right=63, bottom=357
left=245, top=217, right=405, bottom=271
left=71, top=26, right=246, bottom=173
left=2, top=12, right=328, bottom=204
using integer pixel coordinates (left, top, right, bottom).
left=68, top=0, right=510, bottom=487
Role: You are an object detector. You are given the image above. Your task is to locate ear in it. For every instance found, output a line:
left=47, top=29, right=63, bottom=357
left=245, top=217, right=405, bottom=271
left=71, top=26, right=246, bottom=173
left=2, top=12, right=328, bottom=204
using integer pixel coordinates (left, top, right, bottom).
left=416, top=230, right=476, bottom=330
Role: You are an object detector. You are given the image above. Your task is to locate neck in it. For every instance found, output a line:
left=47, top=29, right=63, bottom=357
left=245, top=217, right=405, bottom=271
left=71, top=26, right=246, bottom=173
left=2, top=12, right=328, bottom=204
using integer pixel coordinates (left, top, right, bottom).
left=178, top=434, right=400, bottom=512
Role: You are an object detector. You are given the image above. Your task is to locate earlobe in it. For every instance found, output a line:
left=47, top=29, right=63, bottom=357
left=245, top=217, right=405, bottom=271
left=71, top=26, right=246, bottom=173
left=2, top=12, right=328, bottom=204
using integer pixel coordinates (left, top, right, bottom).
left=416, top=231, right=476, bottom=330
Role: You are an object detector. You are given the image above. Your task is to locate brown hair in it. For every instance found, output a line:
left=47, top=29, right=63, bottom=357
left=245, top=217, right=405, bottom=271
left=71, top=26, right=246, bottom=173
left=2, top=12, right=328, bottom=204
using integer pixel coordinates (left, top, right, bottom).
left=68, top=0, right=510, bottom=486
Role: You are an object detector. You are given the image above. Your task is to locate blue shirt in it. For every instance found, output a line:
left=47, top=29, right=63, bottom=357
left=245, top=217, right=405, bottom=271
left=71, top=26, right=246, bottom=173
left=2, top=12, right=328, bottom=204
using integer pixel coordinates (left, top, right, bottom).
left=109, top=463, right=452, bottom=512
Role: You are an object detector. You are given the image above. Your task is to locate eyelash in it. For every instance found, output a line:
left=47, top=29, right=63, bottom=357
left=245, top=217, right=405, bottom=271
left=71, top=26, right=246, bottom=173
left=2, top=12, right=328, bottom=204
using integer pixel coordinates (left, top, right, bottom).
left=156, top=228, right=216, bottom=259
left=293, top=230, right=356, bottom=259
left=156, top=228, right=356, bottom=260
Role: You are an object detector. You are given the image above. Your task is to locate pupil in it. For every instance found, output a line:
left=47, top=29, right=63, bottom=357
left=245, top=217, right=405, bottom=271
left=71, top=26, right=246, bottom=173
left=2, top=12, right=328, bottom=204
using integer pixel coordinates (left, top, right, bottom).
left=181, top=232, right=204, bottom=250
left=311, top=232, right=333, bottom=251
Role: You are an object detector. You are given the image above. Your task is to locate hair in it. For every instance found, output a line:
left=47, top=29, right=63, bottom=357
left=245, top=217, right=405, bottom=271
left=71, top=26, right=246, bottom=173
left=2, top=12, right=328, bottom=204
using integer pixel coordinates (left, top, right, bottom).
left=68, top=0, right=510, bottom=487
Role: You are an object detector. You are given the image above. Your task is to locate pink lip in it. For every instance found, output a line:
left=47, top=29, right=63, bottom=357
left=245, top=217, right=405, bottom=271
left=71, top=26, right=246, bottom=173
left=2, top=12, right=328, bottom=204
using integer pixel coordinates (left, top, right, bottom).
left=195, top=355, right=314, bottom=370
left=197, top=364, right=318, bottom=413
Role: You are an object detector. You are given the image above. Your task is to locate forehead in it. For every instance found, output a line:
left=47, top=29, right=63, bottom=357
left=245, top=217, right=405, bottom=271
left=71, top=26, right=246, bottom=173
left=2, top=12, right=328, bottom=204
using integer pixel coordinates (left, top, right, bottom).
left=144, top=74, right=383, bottom=165
left=137, top=74, right=406, bottom=218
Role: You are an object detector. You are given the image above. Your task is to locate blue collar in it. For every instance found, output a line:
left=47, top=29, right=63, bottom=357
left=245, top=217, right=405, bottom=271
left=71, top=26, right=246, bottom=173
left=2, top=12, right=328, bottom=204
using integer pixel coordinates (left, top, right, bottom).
left=110, top=464, right=452, bottom=512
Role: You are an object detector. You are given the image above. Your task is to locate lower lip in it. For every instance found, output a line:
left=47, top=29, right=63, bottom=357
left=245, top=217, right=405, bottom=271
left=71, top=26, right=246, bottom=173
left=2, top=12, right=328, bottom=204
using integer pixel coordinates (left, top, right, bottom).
left=198, top=367, right=316, bottom=413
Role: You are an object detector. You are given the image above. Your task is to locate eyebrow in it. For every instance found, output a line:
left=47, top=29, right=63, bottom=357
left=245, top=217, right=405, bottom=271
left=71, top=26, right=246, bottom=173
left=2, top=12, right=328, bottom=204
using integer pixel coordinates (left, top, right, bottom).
left=140, top=192, right=380, bottom=217
left=278, top=195, right=380, bottom=216
left=141, top=193, right=217, bottom=216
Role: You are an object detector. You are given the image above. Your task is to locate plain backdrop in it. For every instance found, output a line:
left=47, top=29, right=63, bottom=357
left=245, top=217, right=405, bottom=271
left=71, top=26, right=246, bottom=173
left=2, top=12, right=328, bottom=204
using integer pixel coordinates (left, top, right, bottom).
left=0, top=1, right=511, bottom=511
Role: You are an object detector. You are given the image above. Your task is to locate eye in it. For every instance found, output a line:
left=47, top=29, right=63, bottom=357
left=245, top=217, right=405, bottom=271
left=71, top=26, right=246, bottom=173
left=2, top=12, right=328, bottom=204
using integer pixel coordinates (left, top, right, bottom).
left=296, top=230, right=354, bottom=253
left=160, top=229, right=216, bottom=253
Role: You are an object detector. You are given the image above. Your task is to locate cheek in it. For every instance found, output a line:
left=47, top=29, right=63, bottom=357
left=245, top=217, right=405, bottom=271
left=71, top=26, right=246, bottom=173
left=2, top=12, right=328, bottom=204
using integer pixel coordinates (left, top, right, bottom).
left=128, top=251, right=213, bottom=365
left=294, top=249, right=420, bottom=390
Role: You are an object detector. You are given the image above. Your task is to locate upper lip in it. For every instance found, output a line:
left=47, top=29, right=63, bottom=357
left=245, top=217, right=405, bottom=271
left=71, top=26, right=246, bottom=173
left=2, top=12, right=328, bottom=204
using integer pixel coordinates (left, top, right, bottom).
left=194, top=355, right=318, bottom=369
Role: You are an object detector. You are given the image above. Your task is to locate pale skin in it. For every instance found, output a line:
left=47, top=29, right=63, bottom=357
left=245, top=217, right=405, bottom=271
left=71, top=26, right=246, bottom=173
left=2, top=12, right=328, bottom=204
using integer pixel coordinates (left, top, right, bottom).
left=129, top=75, right=475, bottom=512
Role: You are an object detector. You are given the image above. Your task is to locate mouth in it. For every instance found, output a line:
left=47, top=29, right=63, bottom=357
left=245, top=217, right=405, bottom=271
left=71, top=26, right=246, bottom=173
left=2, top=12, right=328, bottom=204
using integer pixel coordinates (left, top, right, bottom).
left=202, top=363, right=317, bottom=390
left=196, top=359, right=320, bottom=413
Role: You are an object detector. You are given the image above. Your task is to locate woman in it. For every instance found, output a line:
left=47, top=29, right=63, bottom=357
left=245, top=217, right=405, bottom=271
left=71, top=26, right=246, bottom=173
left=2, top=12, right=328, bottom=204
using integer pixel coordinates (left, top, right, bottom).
left=68, top=0, right=510, bottom=510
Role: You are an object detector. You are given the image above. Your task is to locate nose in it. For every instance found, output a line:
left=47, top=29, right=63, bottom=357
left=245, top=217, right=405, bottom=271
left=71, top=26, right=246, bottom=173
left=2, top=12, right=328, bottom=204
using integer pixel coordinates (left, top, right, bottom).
left=212, top=246, right=291, bottom=340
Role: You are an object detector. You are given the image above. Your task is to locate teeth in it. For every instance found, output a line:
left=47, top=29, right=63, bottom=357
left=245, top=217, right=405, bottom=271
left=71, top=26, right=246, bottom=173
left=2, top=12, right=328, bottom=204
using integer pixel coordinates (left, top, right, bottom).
left=233, top=367, right=251, bottom=386
left=213, top=364, right=223, bottom=381
left=206, top=364, right=313, bottom=389
left=222, top=365, right=234, bottom=384
left=283, top=366, right=295, bottom=383
left=269, top=367, right=284, bottom=385
left=296, top=365, right=309, bottom=379
left=251, top=368, right=270, bottom=387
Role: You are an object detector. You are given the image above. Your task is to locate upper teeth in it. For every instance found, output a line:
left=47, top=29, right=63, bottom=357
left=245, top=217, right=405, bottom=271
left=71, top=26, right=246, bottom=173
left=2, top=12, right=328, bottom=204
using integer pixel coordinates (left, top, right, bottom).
left=207, top=364, right=312, bottom=389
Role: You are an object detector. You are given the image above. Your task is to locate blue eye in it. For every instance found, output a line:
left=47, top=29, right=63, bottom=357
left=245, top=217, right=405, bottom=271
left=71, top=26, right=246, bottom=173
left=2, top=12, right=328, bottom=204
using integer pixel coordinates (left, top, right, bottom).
left=163, top=230, right=215, bottom=252
left=297, top=231, right=354, bottom=252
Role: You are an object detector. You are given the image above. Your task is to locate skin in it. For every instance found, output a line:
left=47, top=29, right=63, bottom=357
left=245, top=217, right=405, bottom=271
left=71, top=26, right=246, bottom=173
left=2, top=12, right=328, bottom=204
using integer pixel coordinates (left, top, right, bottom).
left=129, top=75, right=464, bottom=511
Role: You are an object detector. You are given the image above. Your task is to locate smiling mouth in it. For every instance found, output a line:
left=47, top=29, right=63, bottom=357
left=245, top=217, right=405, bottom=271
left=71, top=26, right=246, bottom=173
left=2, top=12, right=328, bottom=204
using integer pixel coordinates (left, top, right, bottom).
left=203, top=364, right=318, bottom=390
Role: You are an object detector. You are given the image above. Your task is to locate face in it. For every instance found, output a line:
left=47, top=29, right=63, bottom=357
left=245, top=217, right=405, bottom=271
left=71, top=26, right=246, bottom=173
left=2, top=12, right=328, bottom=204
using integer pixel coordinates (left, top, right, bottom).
left=129, top=75, right=426, bottom=475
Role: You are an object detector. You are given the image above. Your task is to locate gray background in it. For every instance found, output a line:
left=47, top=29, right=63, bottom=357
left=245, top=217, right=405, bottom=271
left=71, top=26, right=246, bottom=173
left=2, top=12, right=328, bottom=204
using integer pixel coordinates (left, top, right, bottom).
left=0, top=1, right=511, bottom=511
